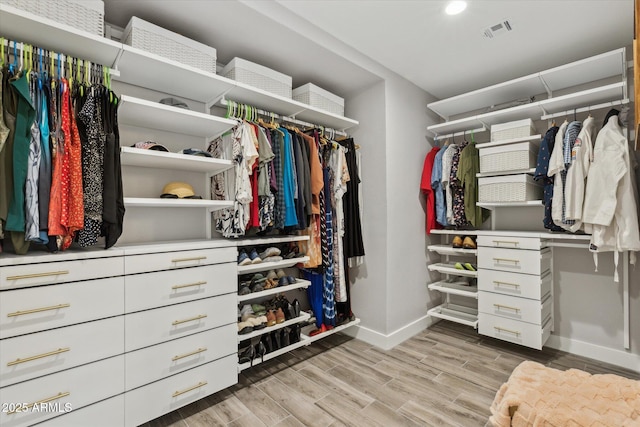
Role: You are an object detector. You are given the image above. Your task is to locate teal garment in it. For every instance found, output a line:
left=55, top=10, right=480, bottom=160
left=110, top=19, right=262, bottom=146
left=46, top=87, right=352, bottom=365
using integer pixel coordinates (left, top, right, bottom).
left=6, top=73, right=36, bottom=234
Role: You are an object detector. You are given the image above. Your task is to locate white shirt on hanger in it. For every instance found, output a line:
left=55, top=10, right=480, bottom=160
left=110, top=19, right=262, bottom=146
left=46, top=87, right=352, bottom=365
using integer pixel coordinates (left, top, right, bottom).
left=565, top=116, right=596, bottom=221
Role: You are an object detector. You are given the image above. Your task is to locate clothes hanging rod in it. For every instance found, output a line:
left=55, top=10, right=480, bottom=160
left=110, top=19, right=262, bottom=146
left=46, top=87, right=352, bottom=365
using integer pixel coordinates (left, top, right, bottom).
left=219, top=98, right=348, bottom=137
left=433, top=126, right=487, bottom=141
left=540, top=99, right=629, bottom=120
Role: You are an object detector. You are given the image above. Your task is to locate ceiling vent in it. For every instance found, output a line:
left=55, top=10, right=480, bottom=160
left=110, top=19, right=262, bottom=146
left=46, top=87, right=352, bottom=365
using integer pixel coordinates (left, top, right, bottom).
left=483, top=20, right=512, bottom=39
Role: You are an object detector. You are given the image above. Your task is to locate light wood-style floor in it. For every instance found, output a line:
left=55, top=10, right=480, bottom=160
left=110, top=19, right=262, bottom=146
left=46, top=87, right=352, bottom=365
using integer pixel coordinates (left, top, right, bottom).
left=144, top=321, right=640, bottom=427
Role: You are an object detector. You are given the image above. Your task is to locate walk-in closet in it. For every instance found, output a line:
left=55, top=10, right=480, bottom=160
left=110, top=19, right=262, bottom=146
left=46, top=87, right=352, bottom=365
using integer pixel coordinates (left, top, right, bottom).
left=0, top=1, right=639, bottom=426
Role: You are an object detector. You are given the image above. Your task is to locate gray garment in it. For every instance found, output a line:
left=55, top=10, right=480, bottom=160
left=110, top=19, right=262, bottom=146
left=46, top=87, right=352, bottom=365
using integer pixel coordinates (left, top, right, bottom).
left=25, top=73, right=41, bottom=241
left=257, top=126, right=274, bottom=196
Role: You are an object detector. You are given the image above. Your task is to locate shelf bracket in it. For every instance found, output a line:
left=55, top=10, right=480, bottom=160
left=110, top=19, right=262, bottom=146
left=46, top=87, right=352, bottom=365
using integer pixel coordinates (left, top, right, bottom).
left=205, top=88, right=233, bottom=111
left=111, top=47, right=124, bottom=73
left=289, top=109, right=307, bottom=119
left=538, top=74, right=552, bottom=98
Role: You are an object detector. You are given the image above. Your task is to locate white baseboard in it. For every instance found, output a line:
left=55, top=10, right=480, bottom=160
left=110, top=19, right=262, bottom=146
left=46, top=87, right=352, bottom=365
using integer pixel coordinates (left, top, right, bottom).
left=546, top=334, right=640, bottom=372
left=341, top=314, right=435, bottom=350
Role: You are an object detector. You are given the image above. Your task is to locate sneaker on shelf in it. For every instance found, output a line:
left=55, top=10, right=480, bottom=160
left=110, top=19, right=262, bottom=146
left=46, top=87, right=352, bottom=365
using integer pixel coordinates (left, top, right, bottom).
left=452, top=236, right=463, bottom=248
left=262, top=255, right=283, bottom=263
left=462, top=236, right=477, bottom=249
left=266, top=270, right=278, bottom=281
left=454, top=262, right=465, bottom=270
left=238, top=250, right=251, bottom=266
left=259, top=247, right=281, bottom=259
left=251, top=303, right=266, bottom=316
left=463, top=263, right=477, bottom=271
left=276, top=269, right=286, bottom=278
left=240, top=304, right=254, bottom=318
left=249, top=248, right=262, bottom=264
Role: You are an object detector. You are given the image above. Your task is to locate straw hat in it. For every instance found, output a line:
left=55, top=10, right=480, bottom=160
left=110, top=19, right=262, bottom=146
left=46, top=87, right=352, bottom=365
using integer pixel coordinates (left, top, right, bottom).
left=161, top=182, right=195, bottom=198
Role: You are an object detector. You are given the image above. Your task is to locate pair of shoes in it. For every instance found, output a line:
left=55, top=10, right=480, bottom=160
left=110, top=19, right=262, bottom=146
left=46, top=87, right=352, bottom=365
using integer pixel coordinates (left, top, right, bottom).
left=264, top=278, right=279, bottom=289
left=259, top=247, right=281, bottom=259
left=261, top=334, right=273, bottom=353
left=238, top=284, right=251, bottom=295
left=241, top=315, right=267, bottom=329
left=237, top=250, right=251, bottom=266
left=262, top=255, right=283, bottom=263
left=238, top=345, right=256, bottom=366
left=268, top=308, right=285, bottom=324
left=452, top=235, right=477, bottom=249
left=454, top=262, right=476, bottom=271
left=251, top=303, right=266, bottom=316
left=288, top=299, right=300, bottom=319
left=309, top=324, right=328, bottom=337
left=237, top=321, right=253, bottom=334
left=289, top=324, right=301, bottom=343
left=275, top=269, right=286, bottom=278
left=255, top=341, right=267, bottom=364
left=282, top=246, right=300, bottom=259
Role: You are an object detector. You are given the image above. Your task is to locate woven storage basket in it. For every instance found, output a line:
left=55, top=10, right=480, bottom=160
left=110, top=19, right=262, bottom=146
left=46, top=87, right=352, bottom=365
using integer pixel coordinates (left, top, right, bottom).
left=1, top=0, right=104, bottom=35
left=222, top=58, right=292, bottom=98
left=491, top=119, right=536, bottom=141
left=123, top=17, right=217, bottom=74
left=480, top=141, right=538, bottom=174
left=478, top=174, right=542, bottom=203
left=293, top=83, right=344, bottom=116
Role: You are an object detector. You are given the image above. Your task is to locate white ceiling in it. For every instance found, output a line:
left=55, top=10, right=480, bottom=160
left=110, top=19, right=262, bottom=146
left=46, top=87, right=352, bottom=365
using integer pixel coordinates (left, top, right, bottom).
left=104, top=0, right=634, bottom=101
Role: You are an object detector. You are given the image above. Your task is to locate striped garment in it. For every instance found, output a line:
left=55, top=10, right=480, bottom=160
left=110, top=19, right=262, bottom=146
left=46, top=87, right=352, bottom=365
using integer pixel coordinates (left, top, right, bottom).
left=561, top=121, right=582, bottom=225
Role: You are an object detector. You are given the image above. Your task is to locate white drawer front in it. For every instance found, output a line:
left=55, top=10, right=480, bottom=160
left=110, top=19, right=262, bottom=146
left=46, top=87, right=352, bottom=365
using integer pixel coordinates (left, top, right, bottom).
left=477, top=236, right=545, bottom=250
left=125, top=324, right=235, bottom=391
left=125, top=355, right=237, bottom=427
left=1, top=317, right=124, bottom=388
left=0, top=277, right=125, bottom=339
left=478, top=269, right=551, bottom=300
left=36, top=394, right=124, bottom=427
left=478, top=247, right=551, bottom=275
left=479, top=292, right=552, bottom=325
left=1, top=257, right=123, bottom=290
left=124, top=247, right=236, bottom=275
left=0, top=355, right=124, bottom=427
left=124, top=294, right=236, bottom=352
left=479, top=313, right=552, bottom=350
left=125, top=263, right=236, bottom=313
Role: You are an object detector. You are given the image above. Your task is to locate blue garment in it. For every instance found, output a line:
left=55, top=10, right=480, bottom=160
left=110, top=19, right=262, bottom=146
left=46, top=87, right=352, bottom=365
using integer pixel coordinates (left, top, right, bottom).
left=36, top=80, right=51, bottom=244
left=534, top=126, right=564, bottom=232
left=322, top=167, right=336, bottom=327
left=281, top=129, right=298, bottom=227
left=430, top=146, right=448, bottom=226
left=304, top=269, right=324, bottom=328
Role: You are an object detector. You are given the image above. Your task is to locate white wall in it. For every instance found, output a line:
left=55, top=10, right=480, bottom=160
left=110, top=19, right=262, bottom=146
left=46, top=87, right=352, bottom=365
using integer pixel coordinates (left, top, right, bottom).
left=347, top=80, right=388, bottom=334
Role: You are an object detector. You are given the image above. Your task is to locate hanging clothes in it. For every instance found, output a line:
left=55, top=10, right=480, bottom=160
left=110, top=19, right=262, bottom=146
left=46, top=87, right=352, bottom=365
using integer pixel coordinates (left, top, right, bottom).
left=450, top=141, right=469, bottom=228
left=441, top=143, right=456, bottom=223
left=582, top=114, right=640, bottom=282
left=431, top=146, right=449, bottom=226
left=35, top=72, right=51, bottom=244
left=420, top=146, right=441, bottom=234
left=329, top=144, right=350, bottom=303
left=0, top=68, right=13, bottom=244
left=339, top=138, right=365, bottom=262
left=534, top=126, right=563, bottom=232
left=6, top=72, right=35, bottom=254
left=547, top=120, right=569, bottom=232
left=565, top=116, right=596, bottom=222
left=101, top=89, right=124, bottom=249
left=24, top=71, right=42, bottom=242
left=256, top=126, right=275, bottom=231
left=458, top=139, right=489, bottom=228
left=322, top=165, right=336, bottom=327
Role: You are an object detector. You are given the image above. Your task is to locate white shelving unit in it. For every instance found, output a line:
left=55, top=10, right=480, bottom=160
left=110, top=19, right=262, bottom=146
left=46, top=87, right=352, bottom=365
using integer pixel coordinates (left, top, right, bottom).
left=427, top=303, right=479, bottom=328
left=238, top=279, right=311, bottom=303
left=476, top=168, right=535, bottom=179
left=476, top=200, right=543, bottom=210
left=428, top=280, right=478, bottom=298
left=428, top=262, right=478, bottom=278
left=120, top=147, right=233, bottom=173
left=427, top=245, right=477, bottom=256
left=238, top=312, right=311, bottom=343
left=123, top=198, right=234, bottom=210
left=234, top=235, right=310, bottom=247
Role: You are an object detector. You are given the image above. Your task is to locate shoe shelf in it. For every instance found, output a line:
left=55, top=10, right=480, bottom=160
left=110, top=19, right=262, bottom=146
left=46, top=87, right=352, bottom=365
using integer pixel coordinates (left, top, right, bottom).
left=237, top=317, right=361, bottom=372
left=237, top=256, right=310, bottom=274
left=427, top=245, right=477, bottom=256
left=428, top=263, right=478, bottom=278
left=428, top=280, right=478, bottom=299
left=234, top=235, right=310, bottom=247
left=430, top=229, right=480, bottom=236
left=237, top=279, right=311, bottom=302
left=427, top=303, right=479, bottom=328
left=238, top=312, right=311, bottom=343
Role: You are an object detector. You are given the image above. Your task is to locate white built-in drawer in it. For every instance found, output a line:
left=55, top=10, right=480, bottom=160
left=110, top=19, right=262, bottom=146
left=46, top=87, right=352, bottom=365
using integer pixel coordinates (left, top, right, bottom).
left=0, top=277, right=124, bottom=339
left=35, top=394, right=124, bottom=427
left=1, top=317, right=124, bottom=387
left=0, top=355, right=124, bottom=427
left=125, top=263, right=236, bottom=313
left=1, top=257, right=123, bottom=290
left=478, top=247, right=551, bottom=276
left=479, top=313, right=552, bottom=350
left=479, top=292, right=552, bottom=325
left=124, top=355, right=237, bottom=427
left=124, top=294, right=236, bottom=352
left=125, top=324, right=235, bottom=391
left=477, top=236, right=546, bottom=250
left=478, top=269, right=551, bottom=300
left=124, top=247, right=236, bottom=275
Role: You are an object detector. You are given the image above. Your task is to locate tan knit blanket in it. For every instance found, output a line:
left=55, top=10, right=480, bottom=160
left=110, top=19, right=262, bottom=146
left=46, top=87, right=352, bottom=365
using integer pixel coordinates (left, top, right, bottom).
left=490, top=361, right=640, bottom=426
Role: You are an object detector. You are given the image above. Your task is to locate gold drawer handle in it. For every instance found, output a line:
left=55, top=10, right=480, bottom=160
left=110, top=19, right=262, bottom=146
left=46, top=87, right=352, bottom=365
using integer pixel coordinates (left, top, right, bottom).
left=493, top=258, right=520, bottom=264
left=7, top=348, right=70, bottom=366
left=172, top=281, right=207, bottom=290
left=6, top=270, right=69, bottom=281
left=492, top=240, right=519, bottom=247
left=6, top=392, right=70, bottom=414
left=493, top=281, right=520, bottom=289
left=7, top=303, right=70, bottom=317
left=494, top=326, right=521, bottom=336
left=171, top=256, right=207, bottom=263
left=172, top=347, right=207, bottom=361
left=172, top=381, right=207, bottom=398
left=172, top=314, right=207, bottom=326
left=493, top=303, right=521, bottom=313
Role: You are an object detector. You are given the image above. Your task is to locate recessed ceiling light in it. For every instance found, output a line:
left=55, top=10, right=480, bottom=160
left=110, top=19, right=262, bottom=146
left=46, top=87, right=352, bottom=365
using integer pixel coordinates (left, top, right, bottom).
left=445, top=1, right=467, bottom=15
